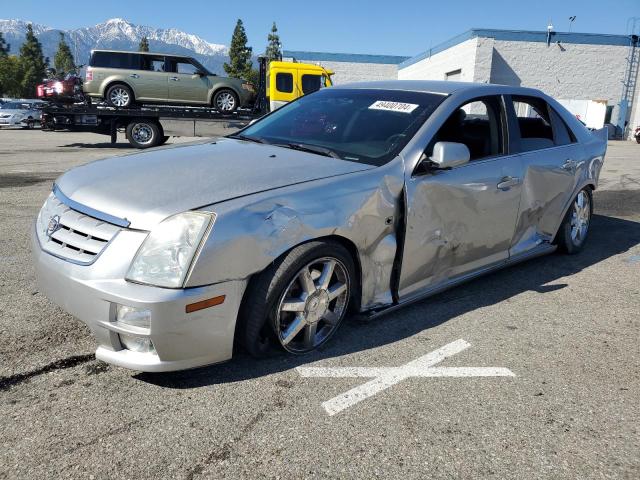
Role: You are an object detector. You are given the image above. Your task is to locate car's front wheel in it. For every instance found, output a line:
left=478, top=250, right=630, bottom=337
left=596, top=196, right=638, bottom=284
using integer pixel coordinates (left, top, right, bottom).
left=240, top=241, right=355, bottom=357
left=213, top=89, right=239, bottom=113
left=556, top=188, right=593, bottom=254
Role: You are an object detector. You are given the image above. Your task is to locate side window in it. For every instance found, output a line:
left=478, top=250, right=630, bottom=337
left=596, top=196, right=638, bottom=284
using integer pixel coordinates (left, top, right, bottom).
left=301, top=74, right=321, bottom=94
left=429, top=97, right=504, bottom=161
left=512, top=96, right=555, bottom=152
left=549, top=107, right=577, bottom=146
left=275, top=72, right=293, bottom=93
left=90, top=52, right=139, bottom=69
left=140, top=55, right=165, bottom=72
left=176, top=61, right=199, bottom=75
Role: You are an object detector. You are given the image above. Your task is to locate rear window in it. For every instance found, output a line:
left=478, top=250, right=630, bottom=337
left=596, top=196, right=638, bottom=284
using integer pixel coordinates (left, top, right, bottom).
left=276, top=73, right=293, bottom=93
left=90, top=52, right=141, bottom=70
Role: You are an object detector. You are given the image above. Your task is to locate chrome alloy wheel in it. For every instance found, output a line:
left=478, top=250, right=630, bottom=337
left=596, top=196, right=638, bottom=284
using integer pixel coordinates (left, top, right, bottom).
left=215, top=91, right=236, bottom=111
left=109, top=87, right=130, bottom=107
left=130, top=123, right=154, bottom=145
left=570, top=190, right=591, bottom=245
left=275, top=257, right=350, bottom=353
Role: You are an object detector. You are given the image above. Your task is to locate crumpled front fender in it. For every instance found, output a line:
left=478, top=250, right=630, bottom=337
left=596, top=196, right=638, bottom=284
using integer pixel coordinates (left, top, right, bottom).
left=186, top=158, right=406, bottom=311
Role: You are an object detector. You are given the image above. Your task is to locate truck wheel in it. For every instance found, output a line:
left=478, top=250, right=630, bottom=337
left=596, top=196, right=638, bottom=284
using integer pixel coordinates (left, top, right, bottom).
left=106, top=84, right=134, bottom=108
left=213, top=89, right=239, bottom=113
left=126, top=121, right=161, bottom=148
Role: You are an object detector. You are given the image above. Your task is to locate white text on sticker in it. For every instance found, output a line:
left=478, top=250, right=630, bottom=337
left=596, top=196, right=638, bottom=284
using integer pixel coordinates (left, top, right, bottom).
left=369, top=101, right=419, bottom=114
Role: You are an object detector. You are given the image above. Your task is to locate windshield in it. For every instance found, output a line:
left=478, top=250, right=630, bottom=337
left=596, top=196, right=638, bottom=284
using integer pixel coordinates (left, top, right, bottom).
left=236, top=88, right=446, bottom=166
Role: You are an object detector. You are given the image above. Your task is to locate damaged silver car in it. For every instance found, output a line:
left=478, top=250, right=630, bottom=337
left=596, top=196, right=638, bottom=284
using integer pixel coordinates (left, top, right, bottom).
left=32, top=81, right=607, bottom=372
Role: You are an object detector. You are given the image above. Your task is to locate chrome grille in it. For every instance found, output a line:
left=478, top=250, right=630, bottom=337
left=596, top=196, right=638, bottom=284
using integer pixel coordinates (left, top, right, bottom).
left=38, top=193, right=121, bottom=264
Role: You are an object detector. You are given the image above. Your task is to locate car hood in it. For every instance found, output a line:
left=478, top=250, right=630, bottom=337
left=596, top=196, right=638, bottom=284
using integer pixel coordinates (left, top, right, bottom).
left=0, top=109, right=26, bottom=116
left=55, top=138, right=374, bottom=230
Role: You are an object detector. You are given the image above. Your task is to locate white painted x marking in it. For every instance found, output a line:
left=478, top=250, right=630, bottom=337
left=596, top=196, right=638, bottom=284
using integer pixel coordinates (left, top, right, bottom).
left=296, top=339, right=515, bottom=416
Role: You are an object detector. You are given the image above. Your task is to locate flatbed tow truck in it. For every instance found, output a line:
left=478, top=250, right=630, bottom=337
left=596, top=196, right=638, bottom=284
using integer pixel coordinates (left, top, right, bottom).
left=40, top=57, right=333, bottom=148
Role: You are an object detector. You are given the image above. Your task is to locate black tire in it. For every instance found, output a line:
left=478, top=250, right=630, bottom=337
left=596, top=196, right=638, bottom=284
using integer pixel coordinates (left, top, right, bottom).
left=126, top=121, right=161, bottom=149
left=25, top=117, right=35, bottom=129
left=555, top=188, right=593, bottom=254
left=239, top=240, right=356, bottom=358
left=158, top=135, right=170, bottom=146
left=636, top=135, right=640, bottom=144
left=105, top=83, right=134, bottom=108
left=212, top=88, right=239, bottom=113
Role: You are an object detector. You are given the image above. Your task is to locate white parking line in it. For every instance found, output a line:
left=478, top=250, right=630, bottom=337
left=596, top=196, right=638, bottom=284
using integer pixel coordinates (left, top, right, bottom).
left=297, top=339, right=515, bottom=416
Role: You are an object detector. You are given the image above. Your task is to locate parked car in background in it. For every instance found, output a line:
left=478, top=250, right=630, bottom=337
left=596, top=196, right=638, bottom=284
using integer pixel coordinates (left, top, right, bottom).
left=0, top=100, right=47, bottom=128
left=33, top=81, right=606, bottom=372
left=82, top=50, right=255, bottom=111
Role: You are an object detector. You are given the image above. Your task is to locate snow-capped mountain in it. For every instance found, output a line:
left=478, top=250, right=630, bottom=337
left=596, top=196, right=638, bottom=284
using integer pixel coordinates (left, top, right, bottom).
left=0, top=18, right=229, bottom=73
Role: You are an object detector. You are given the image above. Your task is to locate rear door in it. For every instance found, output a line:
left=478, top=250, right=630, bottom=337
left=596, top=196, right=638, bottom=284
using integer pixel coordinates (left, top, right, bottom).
left=166, top=57, right=209, bottom=104
left=135, top=54, right=169, bottom=102
left=506, top=95, right=583, bottom=255
left=398, top=96, right=524, bottom=300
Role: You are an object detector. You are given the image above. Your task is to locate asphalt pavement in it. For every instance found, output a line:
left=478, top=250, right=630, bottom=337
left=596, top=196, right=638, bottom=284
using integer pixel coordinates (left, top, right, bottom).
left=1, top=129, right=638, bottom=479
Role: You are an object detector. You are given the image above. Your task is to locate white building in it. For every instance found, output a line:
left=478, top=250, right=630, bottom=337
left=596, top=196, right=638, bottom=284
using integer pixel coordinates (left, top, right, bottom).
left=283, top=50, right=409, bottom=85
left=398, top=29, right=640, bottom=139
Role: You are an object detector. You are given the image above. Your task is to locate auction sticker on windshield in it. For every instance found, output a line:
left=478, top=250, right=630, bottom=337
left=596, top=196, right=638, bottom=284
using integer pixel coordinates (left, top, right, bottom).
left=369, top=100, right=419, bottom=113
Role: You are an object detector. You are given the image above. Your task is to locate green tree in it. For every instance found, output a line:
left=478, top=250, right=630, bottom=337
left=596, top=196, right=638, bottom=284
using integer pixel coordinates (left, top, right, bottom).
left=19, top=24, right=46, bottom=98
left=139, top=36, right=150, bottom=52
left=265, top=22, right=281, bottom=61
left=224, top=19, right=253, bottom=80
left=0, top=56, right=24, bottom=97
left=0, top=32, right=9, bottom=57
left=54, top=32, right=76, bottom=76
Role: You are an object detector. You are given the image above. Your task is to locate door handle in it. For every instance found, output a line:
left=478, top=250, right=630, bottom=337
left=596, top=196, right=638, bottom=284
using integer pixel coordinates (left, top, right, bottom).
left=129, top=74, right=139, bottom=79
left=169, top=77, right=179, bottom=81
left=497, top=176, right=520, bottom=190
left=561, top=159, right=576, bottom=171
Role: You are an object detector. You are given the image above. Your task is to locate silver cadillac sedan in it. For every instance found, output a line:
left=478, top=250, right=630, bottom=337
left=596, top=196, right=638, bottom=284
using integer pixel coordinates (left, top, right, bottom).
left=32, top=81, right=606, bottom=372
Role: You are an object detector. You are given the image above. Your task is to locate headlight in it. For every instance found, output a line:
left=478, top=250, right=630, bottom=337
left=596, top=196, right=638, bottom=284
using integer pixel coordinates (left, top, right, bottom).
left=126, top=211, right=214, bottom=288
left=36, top=193, right=56, bottom=240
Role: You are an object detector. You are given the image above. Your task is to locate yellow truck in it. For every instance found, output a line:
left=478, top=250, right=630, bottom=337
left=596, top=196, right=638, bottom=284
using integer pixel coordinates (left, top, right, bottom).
left=266, top=60, right=334, bottom=111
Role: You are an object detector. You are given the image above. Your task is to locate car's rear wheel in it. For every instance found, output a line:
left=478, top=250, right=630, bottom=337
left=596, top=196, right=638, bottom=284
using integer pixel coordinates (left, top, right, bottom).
left=213, top=89, right=239, bottom=113
left=556, top=188, right=593, bottom=254
left=106, top=84, right=134, bottom=108
left=126, top=120, right=161, bottom=149
left=240, top=241, right=355, bottom=357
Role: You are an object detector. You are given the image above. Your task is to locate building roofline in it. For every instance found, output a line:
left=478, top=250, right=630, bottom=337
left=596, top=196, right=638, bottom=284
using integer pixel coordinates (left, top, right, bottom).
left=283, top=50, right=410, bottom=65
left=399, top=28, right=636, bottom=69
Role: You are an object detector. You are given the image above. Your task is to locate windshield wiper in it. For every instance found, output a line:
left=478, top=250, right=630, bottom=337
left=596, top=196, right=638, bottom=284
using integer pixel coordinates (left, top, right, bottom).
left=273, top=142, right=341, bottom=159
left=228, top=134, right=268, bottom=144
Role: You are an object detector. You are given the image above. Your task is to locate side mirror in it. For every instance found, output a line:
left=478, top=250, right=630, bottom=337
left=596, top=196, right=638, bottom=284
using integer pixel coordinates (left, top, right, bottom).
left=425, top=142, right=470, bottom=170
left=195, top=70, right=206, bottom=77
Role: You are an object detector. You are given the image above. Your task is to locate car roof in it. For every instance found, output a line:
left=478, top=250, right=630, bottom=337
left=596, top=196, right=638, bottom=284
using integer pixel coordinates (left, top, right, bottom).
left=333, top=80, right=544, bottom=97
left=90, top=49, right=193, bottom=59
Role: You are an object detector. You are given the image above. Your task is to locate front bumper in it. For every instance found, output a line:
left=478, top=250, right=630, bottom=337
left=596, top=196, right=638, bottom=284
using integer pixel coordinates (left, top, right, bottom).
left=32, top=225, right=247, bottom=372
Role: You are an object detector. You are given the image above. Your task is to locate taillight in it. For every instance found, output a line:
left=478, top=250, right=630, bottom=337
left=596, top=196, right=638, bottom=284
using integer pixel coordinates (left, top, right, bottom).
left=86, top=68, right=93, bottom=81
left=36, top=84, right=45, bottom=97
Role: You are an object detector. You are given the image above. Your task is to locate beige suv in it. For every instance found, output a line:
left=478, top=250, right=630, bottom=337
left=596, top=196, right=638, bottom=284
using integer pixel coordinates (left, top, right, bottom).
left=83, top=50, right=255, bottom=112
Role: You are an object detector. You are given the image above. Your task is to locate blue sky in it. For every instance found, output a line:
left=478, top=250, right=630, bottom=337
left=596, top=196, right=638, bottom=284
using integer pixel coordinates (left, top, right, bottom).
left=2, top=0, right=638, bottom=56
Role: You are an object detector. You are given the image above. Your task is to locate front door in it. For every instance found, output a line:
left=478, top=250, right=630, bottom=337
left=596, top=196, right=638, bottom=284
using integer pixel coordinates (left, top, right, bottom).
left=398, top=96, right=523, bottom=300
left=167, top=58, right=209, bottom=104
